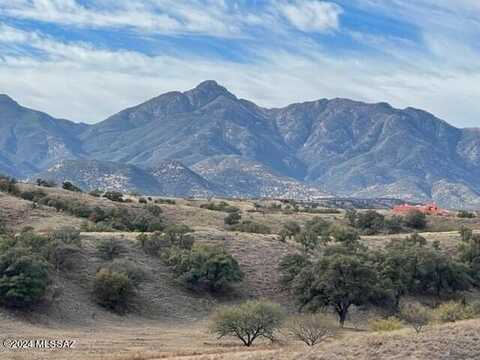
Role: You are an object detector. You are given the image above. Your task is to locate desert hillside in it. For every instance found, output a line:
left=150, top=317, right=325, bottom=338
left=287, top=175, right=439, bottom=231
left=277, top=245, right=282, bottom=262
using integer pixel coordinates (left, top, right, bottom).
left=0, top=179, right=479, bottom=359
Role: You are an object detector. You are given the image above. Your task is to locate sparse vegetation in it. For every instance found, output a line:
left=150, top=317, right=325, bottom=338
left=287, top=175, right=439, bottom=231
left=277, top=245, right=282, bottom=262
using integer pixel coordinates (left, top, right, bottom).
left=210, top=300, right=285, bottom=346
left=137, top=232, right=168, bottom=256
left=96, top=238, right=125, bottom=260
left=434, top=301, right=473, bottom=323
left=369, top=317, right=404, bottom=332
left=200, top=201, right=240, bottom=213
left=229, top=220, right=271, bottom=234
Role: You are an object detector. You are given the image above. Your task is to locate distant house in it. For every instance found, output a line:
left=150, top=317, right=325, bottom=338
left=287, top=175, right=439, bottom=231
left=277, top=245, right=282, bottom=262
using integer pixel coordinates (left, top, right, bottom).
left=392, top=203, right=449, bottom=216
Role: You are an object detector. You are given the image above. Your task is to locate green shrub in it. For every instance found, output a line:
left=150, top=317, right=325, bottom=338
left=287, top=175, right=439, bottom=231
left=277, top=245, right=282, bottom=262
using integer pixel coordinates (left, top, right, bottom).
left=166, top=244, right=243, bottom=291
left=145, top=205, right=162, bottom=217
left=287, top=314, right=337, bottom=346
left=0, top=175, right=20, bottom=195
left=224, top=212, right=241, bottom=225
left=404, top=210, right=427, bottom=230
left=469, top=301, right=480, bottom=316
left=229, top=220, right=271, bottom=234
left=89, top=189, right=103, bottom=197
left=138, top=197, right=147, bottom=204
left=294, top=230, right=321, bottom=252
left=400, top=302, right=431, bottom=333
left=384, top=216, right=404, bottom=234
left=130, top=213, right=164, bottom=232
left=36, top=178, right=56, bottom=187
left=96, top=238, right=125, bottom=260
left=20, top=190, right=47, bottom=202
left=0, top=247, right=49, bottom=308
left=434, top=301, right=473, bottom=323
left=200, top=201, right=239, bottom=213
left=356, top=210, right=385, bottom=235
left=281, top=221, right=301, bottom=239
left=458, top=210, right=476, bottom=218
left=369, top=317, right=404, bottom=332
left=105, top=259, right=146, bottom=286
left=49, top=227, right=81, bottom=247
left=80, top=221, right=114, bottom=233
left=164, top=225, right=194, bottom=249
left=62, top=181, right=82, bottom=192
left=210, top=300, right=285, bottom=346
left=103, top=191, right=124, bottom=202
left=93, top=268, right=134, bottom=313
left=154, top=198, right=176, bottom=205
left=51, top=244, right=81, bottom=271
left=137, top=232, right=168, bottom=256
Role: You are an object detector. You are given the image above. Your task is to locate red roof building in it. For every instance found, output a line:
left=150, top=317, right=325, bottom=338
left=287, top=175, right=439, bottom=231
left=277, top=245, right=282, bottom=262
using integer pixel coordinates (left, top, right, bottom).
left=392, top=203, right=449, bottom=216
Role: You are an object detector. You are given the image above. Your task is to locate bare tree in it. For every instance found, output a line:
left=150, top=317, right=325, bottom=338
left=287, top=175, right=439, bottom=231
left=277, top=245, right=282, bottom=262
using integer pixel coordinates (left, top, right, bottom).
left=287, top=314, right=337, bottom=346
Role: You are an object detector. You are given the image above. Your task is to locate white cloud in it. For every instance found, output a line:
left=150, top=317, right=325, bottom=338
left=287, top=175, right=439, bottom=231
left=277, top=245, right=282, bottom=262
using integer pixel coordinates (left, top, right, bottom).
left=0, top=0, right=263, bottom=37
left=0, top=24, right=479, bottom=128
left=279, top=0, right=342, bottom=32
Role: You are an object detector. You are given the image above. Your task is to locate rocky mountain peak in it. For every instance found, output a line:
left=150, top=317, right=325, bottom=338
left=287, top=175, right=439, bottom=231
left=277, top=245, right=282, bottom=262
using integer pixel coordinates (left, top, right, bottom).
left=0, top=94, right=20, bottom=108
left=185, top=80, right=236, bottom=108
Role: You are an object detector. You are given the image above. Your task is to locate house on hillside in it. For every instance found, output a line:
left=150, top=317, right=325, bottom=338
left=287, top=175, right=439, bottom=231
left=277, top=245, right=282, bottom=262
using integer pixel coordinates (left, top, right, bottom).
left=392, top=203, right=449, bottom=216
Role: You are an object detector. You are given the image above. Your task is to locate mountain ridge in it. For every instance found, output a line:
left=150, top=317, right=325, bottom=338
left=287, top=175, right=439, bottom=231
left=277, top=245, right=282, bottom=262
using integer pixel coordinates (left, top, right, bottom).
left=1, top=80, right=479, bottom=208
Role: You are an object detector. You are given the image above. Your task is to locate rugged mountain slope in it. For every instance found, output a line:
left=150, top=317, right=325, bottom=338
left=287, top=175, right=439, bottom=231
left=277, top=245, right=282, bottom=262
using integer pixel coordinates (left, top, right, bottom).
left=193, top=155, right=329, bottom=199
left=0, top=94, right=87, bottom=176
left=80, top=81, right=305, bottom=178
left=148, top=159, right=226, bottom=197
left=37, top=160, right=162, bottom=194
left=2, top=81, right=480, bottom=207
left=37, top=159, right=225, bottom=197
left=271, top=100, right=480, bottom=204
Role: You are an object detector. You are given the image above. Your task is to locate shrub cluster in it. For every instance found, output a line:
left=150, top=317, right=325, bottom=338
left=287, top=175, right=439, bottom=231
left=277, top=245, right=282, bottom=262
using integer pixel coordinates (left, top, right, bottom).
left=345, top=209, right=426, bottom=235
left=28, top=193, right=164, bottom=232
left=280, top=232, right=475, bottom=327
left=139, top=225, right=243, bottom=292
left=154, top=198, right=176, bottom=205
left=228, top=220, right=271, bottom=234
left=93, top=268, right=134, bottom=313
left=458, top=210, right=476, bottom=218
left=62, top=181, right=82, bottom=192
left=0, top=175, right=20, bottom=196
left=200, top=201, right=240, bottom=213
left=165, top=244, right=244, bottom=291
left=0, top=228, right=85, bottom=309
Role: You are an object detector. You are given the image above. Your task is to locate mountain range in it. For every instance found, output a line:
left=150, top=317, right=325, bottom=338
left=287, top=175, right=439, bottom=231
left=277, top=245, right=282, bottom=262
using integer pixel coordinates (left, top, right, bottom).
left=1, top=80, right=479, bottom=208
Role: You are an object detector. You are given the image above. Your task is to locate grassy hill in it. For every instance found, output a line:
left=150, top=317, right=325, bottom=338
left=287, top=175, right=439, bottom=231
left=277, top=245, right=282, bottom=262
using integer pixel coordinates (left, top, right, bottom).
left=0, top=183, right=479, bottom=359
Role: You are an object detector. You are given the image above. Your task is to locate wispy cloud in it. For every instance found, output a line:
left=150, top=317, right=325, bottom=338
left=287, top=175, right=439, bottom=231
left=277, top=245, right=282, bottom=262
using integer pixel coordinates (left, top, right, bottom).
left=279, top=0, right=342, bottom=32
left=0, top=1, right=479, bottom=128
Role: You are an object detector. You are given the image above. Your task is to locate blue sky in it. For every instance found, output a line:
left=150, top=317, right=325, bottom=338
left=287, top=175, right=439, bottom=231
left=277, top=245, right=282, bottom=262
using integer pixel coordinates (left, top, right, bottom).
left=0, top=1, right=479, bottom=127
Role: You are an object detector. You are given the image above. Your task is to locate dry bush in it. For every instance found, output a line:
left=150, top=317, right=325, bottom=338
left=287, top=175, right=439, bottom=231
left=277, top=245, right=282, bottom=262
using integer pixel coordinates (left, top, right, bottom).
left=96, top=238, right=125, bottom=260
left=369, top=317, right=404, bottom=332
left=286, top=313, right=337, bottom=346
left=434, top=301, right=474, bottom=323
left=400, top=302, right=431, bottom=333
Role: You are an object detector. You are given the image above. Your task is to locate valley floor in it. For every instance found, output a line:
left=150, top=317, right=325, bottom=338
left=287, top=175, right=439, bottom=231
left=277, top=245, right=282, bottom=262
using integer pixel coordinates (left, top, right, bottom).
left=0, top=317, right=479, bottom=360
